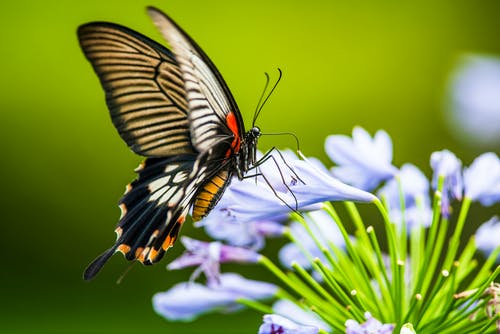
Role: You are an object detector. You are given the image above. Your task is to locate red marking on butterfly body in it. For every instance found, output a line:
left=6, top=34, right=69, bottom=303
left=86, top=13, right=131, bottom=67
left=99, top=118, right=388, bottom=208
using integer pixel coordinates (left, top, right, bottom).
left=225, top=111, right=241, bottom=158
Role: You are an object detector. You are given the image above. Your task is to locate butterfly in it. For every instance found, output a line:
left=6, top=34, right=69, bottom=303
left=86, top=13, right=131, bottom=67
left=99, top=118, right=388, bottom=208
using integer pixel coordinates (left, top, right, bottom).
left=78, top=7, right=263, bottom=280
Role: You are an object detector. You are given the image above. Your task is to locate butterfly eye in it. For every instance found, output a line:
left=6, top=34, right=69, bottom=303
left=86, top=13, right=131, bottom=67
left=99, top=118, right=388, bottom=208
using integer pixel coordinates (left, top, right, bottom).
left=251, top=127, right=261, bottom=137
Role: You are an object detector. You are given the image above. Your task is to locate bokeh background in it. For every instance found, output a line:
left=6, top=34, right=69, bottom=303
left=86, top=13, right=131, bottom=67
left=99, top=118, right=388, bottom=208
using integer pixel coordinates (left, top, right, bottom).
left=1, top=0, right=499, bottom=333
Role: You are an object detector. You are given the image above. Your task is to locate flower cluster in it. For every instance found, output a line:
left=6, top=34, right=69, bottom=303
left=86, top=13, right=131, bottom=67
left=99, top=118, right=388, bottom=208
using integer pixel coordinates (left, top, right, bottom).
left=152, top=127, right=500, bottom=334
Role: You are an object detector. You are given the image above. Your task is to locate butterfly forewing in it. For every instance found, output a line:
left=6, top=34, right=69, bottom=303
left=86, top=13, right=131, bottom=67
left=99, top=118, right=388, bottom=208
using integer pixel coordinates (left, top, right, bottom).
left=78, top=23, right=195, bottom=157
left=147, top=7, right=246, bottom=154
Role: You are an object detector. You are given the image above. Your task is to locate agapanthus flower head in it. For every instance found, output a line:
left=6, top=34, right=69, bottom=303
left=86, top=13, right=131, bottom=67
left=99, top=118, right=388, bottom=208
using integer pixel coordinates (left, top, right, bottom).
left=446, top=54, right=500, bottom=145
left=326, top=127, right=398, bottom=191
left=153, top=273, right=277, bottom=321
left=430, top=149, right=463, bottom=217
left=167, top=237, right=261, bottom=285
left=258, top=314, right=319, bottom=334
left=378, top=164, right=432, bottom=229
left=279, top=210, right=345, bottom=270
left=345, top=312, right=395, bottom=334
left=463, top=152, right=500, bottom=206
left=475, top=216, right=500, bottom=262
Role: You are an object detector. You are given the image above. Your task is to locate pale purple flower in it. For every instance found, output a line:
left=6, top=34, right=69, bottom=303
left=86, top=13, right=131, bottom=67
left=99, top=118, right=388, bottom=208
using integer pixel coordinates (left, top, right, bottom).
left=279, top=210, right=345, bottom=270
left=167, top=237, right=261, bottom=284
left=153, top=273, right=277, bottom=321
left=446, top=54, right=500, bottom=145
left=378, top=164, right=432, bottom=229
left=198, top=150, right=375, bottom=245
left=463, top=153, right=500, bottom=206
left=259, top=314, right=319, bottom=334
left=430, top=150, right=463, bottom=217
left=345, top=312, right=395, bottom=334
left=326, top=127, right=398, bottom=191
left=198, top=217, right=285, bottom=250
left=475, top=216, right=500, bottom=262
left=272, top=299, right=331, bottom=332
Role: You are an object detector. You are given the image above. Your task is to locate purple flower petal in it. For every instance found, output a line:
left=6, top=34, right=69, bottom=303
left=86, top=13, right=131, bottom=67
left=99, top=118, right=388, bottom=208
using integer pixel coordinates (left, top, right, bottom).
left=378, top=164, right=432, bottom=230
left=167, top=237, right=261, bottom=284
left=345, top=312, right=395, bottom=334
left=326, top=127, right=398, bottom=191
left=258, top=314, right=319, bottom=334
left=153, top=273, right=278, bottom=321
left=430, top=150, right=463, bottom=217
left=475, top=216, right=500, bottom=262
left=272, top=300, right=331, bottom=331
left=290, top=158, right=377, bottom=204
left=463, top=153, right=500, bottom=206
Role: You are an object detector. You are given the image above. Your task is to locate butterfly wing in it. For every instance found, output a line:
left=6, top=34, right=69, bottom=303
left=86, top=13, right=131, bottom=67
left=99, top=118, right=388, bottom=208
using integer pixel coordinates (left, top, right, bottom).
left=84, top=155, right=212, bottom=280
left=78, top=22, right=196, bottom=157
left=147, top=7, right=245, bottom=155
left=79, top=10, right=243, bottom=279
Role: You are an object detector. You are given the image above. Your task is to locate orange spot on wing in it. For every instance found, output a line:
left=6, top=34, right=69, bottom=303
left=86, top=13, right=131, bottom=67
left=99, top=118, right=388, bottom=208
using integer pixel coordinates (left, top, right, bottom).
left=161, top=236, right=172, bottom=250
left=135, top=247, right=144, bottom=258
left=117, top=244, right=131, bottom=254
left=148, top=248, right=159, bottom=262
left=177, top=215, right=185, bottom=224
left=138, top=247, right=149, bottom=263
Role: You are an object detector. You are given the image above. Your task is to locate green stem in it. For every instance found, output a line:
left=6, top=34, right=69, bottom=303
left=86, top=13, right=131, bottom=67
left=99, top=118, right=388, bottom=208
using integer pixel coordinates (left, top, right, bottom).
left=443, top=198, right=472, bottom=270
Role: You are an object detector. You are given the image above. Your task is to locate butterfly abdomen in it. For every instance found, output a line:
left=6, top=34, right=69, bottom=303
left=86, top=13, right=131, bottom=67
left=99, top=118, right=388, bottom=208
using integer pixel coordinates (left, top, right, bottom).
left=192, top=168, right=232, bottom=221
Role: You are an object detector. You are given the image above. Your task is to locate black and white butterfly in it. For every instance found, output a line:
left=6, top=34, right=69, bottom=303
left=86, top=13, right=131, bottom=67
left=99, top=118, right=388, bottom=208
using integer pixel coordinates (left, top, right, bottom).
left=78, top=7, right=263, bottom=280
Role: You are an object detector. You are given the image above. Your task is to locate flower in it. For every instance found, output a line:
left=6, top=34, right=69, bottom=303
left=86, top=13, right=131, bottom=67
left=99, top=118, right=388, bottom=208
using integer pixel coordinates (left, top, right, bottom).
left=475, top=216, right=500, bottom=262
left=345, top=312, right=395, bottom=334
left=279, top=210, right=345, bottom=270
left=325, top=127, right=398, bottom=191
left=463, top=152, right=500, bottom=206
left=430, top=150, right=463, bottom=217
left=272, top=300, right=331, bottom=332
left=258, top=314, right=319, bottom=334
left=167, top=237, right=261, bottom=284
left=445, top=54, right=500, bottom=145
left=152, top=273, right=277, bottom=321
left=198, top=150, right=375, bottom=246
left=199, top=217, right=285, bottom=250
left=378, top=164, right=432, bottom=229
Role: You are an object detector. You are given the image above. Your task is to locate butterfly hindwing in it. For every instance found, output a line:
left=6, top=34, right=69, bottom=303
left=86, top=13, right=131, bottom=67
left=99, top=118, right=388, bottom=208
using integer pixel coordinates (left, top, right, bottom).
left=147, top=7, right=245, bottom=154
left=84, top=156, right=196, bottom=280
left=78, top=23, right=196, bottom=157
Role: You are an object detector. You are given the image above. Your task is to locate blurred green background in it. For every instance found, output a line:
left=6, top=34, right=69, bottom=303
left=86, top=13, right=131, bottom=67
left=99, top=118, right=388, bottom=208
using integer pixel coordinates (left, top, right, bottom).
left=1, top=0, right=499, bottom=333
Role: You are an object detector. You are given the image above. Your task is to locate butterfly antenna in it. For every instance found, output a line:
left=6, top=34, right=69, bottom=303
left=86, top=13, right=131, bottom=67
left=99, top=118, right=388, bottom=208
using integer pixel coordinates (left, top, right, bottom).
left=260, top=131, right=301, bottom=153
left=252, top=68, right=283, bottom=127
left=252, top=72, right=270, bottom=127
